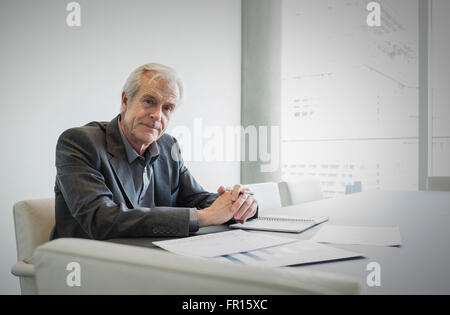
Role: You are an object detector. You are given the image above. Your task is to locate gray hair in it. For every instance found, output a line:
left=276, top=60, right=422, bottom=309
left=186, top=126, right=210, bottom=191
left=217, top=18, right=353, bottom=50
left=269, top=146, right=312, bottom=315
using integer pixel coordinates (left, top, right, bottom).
left=122, top=62, right=183, bottom=106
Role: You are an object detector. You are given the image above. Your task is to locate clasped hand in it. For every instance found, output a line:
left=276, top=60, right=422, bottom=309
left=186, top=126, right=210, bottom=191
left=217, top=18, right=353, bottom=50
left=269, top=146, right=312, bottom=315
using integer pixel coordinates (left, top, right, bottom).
left=197, top=184, right=258, bottom=227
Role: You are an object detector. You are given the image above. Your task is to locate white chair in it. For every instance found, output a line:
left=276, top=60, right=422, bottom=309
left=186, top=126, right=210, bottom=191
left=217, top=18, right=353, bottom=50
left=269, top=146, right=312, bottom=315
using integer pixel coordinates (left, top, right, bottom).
left=278, top=179, right=323, bottom=207
left=11, top=198, right=55, bottom=295
left=427, top=177, right=450, bottom=191
left=33, top=238, right=362, bottom=294
left=244, top=182, right=282, bottom=215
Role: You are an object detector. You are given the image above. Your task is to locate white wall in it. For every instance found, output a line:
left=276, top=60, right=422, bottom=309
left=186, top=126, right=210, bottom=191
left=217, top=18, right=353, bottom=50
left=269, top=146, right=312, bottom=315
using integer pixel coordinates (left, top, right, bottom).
left=0, top=0, right=241, bottom=294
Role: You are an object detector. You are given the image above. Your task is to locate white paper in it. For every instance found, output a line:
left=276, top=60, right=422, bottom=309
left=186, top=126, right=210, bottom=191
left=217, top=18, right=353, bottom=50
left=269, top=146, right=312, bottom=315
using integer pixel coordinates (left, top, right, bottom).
left=213, top=240, right=363, bottom=267
left=152, top=229, right=296, bottom=257
left=311, top=225, right=402, bottom=247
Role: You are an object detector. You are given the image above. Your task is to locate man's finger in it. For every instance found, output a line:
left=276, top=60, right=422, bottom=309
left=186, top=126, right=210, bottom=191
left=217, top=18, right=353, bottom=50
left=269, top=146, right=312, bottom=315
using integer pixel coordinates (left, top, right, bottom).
left=242, top=201, right=258, bottom=223
left=232, top=193, right=247, bottom=213
left=232, top=184, right=242, bottom=202
left=236, top=201, right=257, bottom=224
left=217, top=185, right=226, bottom=195
left=234, top=195, right=253, bottom=220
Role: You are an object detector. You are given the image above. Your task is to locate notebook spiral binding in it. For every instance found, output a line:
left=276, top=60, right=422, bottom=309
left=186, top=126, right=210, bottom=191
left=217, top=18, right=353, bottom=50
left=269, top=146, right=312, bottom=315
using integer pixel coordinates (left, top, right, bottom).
left=256, top=217, right=315, bottom=223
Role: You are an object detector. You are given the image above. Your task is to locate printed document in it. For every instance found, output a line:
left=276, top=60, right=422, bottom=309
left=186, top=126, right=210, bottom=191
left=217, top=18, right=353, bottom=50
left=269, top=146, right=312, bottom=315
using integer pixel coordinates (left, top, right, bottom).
left=152, top=229, right=297, bottom=257
left=311, top=225, right=402, bottom=247
left=213, top=240, right=363, bottom=267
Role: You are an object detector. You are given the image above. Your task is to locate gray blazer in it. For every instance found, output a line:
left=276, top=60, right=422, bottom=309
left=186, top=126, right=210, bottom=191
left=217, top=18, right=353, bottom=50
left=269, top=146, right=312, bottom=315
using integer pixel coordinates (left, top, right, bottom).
left=51, top=115, right=219, bottom=240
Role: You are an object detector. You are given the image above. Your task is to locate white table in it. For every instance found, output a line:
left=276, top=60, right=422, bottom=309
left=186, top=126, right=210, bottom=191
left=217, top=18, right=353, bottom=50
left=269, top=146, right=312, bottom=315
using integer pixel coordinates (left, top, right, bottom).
left=111, top=190, right=450, bottom=294
left=251, top=190, right=450, bottom=295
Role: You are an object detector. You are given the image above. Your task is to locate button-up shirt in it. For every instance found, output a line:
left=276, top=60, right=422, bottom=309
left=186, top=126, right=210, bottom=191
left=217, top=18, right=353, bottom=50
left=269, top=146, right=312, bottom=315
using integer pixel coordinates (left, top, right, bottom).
left=117, top=118, right=199, bottom=232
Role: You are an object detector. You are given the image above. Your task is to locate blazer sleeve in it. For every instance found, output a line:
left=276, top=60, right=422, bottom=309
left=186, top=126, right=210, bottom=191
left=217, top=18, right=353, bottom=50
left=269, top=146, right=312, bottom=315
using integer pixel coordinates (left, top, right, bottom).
left=55, top=128, right=191, bottom=240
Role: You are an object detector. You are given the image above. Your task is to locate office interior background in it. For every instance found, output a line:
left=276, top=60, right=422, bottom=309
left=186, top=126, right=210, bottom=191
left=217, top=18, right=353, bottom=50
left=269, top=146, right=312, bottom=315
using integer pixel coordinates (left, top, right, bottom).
left=0, top=0, right=448, bottom=294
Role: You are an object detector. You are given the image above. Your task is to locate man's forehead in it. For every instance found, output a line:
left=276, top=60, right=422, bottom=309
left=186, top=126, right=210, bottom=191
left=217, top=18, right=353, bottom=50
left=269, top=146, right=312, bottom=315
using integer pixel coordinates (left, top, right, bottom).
left=139, top=71, right=180, bottom=100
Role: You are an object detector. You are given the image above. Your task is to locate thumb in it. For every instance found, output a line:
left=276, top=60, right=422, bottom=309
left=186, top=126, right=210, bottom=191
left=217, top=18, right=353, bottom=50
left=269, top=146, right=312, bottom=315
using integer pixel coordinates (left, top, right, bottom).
left=217, top=185, right=225, bottom=195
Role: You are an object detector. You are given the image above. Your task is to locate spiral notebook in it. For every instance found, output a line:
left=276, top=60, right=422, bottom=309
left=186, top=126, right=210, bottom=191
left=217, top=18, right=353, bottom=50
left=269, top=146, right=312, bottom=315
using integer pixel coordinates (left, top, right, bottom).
left=229, top=215, right=329, bottom=233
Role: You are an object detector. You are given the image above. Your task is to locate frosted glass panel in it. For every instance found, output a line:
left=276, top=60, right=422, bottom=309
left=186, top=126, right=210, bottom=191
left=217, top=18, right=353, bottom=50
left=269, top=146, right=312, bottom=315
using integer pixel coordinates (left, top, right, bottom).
left=282, top=0, right=419, bottom=197
left=431, top=0, right=450, bottom=176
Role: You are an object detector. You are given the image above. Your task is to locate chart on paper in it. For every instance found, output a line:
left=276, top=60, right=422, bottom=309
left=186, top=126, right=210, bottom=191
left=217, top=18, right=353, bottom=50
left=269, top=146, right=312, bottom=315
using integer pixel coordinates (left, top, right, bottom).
left=213, top=240, right=363, bottom=267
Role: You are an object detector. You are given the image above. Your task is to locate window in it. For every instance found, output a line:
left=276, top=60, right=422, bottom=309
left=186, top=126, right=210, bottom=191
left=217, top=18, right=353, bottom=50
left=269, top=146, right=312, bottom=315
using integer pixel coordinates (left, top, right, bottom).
left=281, top=0, right=420, bottom=197
left=430, top=0, right=450, bottom=177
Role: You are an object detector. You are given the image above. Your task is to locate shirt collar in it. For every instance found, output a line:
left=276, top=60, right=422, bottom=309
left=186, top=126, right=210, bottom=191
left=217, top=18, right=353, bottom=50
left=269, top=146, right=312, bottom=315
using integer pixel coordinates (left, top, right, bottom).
left=117, top=116, right=159, bottom=165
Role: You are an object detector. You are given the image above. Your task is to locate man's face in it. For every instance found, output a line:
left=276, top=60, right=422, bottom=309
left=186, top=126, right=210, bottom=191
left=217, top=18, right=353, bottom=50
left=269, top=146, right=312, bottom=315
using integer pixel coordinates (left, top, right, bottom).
left=120, top=71, right=179, bottom=151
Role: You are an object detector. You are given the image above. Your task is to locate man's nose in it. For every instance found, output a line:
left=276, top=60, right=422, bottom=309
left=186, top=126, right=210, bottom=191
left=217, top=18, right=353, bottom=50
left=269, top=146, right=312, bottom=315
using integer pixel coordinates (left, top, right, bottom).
left=150, top=106, right=162, bottom=121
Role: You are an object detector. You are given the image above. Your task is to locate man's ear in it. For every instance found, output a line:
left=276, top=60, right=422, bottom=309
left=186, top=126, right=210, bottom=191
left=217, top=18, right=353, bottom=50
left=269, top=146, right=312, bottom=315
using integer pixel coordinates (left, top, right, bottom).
left=121, top=92, right=128, bottom=113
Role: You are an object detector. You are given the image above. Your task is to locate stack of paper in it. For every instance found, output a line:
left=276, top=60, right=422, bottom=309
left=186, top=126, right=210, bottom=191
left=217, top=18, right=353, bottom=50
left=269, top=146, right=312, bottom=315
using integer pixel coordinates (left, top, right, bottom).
left=153, top=229, right=364, bottom=267
left=311, top=225, right=402, bottom=247
left=152, top=230, right=296, bottom=257
left=153, top=224, right=402, bottom=267
left=213, top=240, right=363, bottom=267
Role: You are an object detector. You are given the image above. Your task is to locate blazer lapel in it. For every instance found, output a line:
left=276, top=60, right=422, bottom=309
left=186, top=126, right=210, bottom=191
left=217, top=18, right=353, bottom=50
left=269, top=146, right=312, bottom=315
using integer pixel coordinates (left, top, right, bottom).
left=152, top=148, right=171, bottom=206
left=105, top=115, right=138, bottom=209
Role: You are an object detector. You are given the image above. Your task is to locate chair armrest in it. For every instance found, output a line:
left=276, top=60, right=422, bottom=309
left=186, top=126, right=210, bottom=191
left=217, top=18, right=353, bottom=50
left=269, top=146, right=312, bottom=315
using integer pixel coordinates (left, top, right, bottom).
left=11, top=261, right=35, bottom=277
left=34, top=238, right=362, bottom=295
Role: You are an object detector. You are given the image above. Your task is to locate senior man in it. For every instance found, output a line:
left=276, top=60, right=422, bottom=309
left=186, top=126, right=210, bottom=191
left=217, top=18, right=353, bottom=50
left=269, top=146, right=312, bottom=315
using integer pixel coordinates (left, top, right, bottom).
left=51, top=63, right=258, bottom=240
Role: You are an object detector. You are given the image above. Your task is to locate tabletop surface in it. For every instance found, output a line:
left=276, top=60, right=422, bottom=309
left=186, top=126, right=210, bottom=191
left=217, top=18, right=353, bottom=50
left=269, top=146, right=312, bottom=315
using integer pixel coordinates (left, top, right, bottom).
left=110, top=190, right=450, bottom=294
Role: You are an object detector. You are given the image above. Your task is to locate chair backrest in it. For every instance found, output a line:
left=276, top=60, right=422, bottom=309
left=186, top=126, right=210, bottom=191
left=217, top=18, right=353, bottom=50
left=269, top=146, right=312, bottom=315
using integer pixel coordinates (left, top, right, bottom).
left=278, top=179, right=323, bottom=206
left=34, top=238, right=362, bottom=294
left=427, top=177, right=450, bottom=191
left=13, top=198, right=55, bottom=263
left=244, top=182, right=282, bottom=215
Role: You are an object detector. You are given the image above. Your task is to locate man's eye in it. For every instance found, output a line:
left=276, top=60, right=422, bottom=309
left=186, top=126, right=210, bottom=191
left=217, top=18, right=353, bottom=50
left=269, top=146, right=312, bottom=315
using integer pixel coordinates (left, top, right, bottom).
left=144, top=99, right=154, bottom=105
left=164, top=106, right=173, bottom=112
